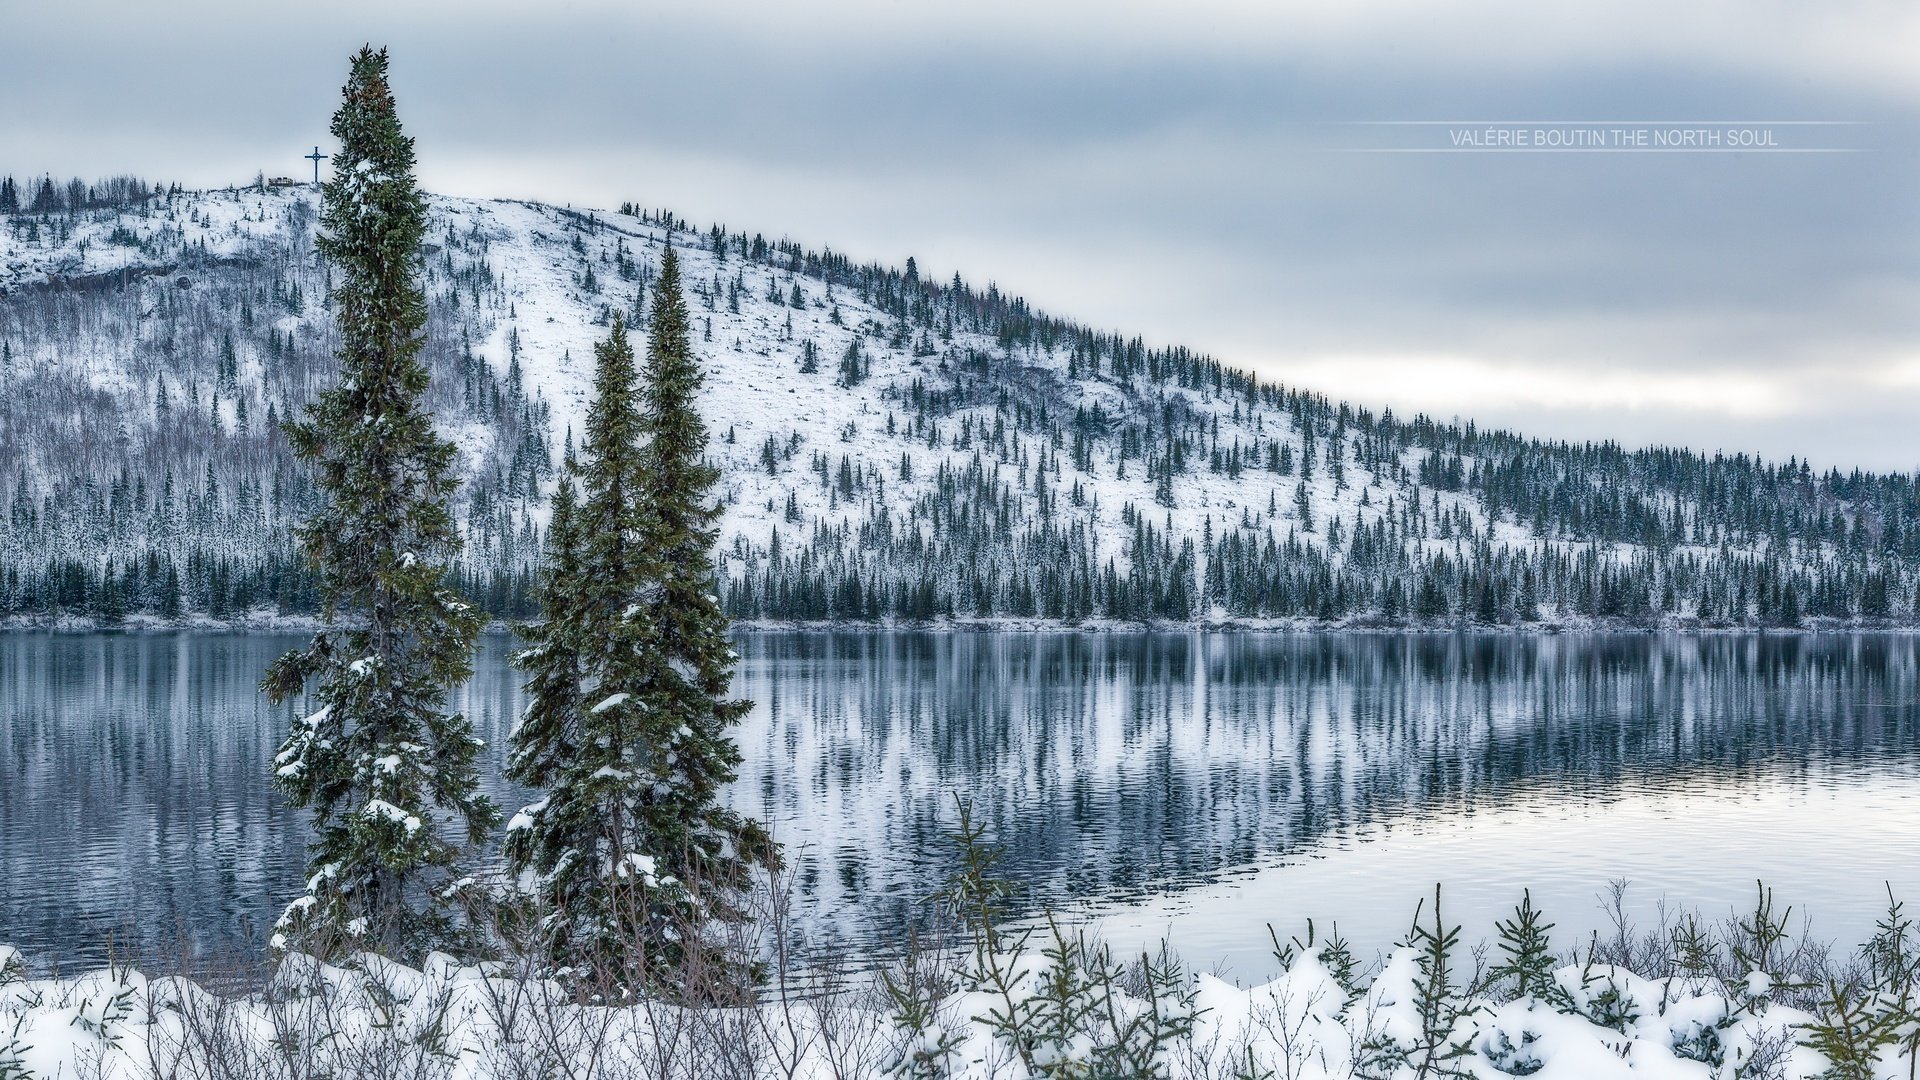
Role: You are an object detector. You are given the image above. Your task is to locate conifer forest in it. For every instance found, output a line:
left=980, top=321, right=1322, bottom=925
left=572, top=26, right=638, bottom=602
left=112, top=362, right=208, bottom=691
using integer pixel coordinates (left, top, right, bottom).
left=3, top=173, right=1916, bottom=630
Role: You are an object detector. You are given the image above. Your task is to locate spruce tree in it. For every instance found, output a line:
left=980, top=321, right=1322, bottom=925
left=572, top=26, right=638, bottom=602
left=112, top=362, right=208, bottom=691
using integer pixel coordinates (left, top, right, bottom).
left=1492, top=890, right=1572, bottom=1008
left=634, top=247, right=774, bottom=976
left=508, top=253, right=771, bottom=997
left=262, top=46, right=494, bottom=960
left=504, top=454, right=631, bottom=973
left=505, top=312, right=682, bottom=989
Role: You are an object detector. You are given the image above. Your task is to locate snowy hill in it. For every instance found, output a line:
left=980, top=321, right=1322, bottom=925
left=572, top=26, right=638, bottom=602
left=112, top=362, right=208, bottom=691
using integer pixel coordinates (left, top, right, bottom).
left=2, top=181, right=1917, bottom=627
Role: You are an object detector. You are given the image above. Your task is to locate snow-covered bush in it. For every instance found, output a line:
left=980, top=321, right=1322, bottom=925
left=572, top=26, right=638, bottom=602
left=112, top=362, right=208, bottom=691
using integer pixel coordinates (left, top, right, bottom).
left=0, top=934, right=1854, bottom=1080
left=8, top=875, right=1920, bottom=1078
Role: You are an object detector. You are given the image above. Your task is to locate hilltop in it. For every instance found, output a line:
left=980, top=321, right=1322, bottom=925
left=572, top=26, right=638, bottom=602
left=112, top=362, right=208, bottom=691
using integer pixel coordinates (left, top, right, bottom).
left=1, top=179, right=1914, bottom=628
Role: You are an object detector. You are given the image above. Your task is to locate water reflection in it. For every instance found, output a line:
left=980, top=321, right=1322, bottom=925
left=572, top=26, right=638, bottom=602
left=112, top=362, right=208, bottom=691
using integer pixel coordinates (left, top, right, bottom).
left=2, top=631, right=1917, bottom=968
left=733, top=633, right=1920, bottom=948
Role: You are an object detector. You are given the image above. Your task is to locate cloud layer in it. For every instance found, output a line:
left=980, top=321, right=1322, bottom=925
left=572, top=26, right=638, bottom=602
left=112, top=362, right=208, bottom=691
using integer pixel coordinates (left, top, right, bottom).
left=3, top=0, right=1916, bottom=467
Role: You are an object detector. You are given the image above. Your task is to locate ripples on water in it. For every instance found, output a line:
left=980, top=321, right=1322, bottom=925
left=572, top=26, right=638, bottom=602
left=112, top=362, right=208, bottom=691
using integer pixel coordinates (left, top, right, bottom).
left=3, top=632, right=1918, bottom=971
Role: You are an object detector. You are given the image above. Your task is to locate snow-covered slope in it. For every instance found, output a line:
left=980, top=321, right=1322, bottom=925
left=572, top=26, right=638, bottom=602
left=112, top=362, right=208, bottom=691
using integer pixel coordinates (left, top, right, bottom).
left=2, top=185, right=1917, bottom=627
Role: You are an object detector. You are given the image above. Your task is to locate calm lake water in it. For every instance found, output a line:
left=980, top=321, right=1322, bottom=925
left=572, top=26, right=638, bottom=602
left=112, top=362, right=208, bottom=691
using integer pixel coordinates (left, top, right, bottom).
left=4, top=631, right=1920, bottom=979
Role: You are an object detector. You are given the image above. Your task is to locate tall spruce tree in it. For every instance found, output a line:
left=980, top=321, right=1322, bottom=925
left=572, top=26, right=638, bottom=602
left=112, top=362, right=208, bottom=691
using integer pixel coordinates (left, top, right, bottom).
left=505, top=445, right=637, bottom=974
left=635, top=246, right=774, bottom=976
left=507, top=312, right=685, bottom=989
left=508, top=254, right=770, bottom=996
left=263, top=46, right=494, bottom=960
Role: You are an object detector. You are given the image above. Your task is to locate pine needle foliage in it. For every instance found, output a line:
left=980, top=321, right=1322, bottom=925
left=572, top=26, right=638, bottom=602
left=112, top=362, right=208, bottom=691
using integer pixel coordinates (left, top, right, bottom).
left=507, top=250, right=772, bottom=998
left=1361, top=885, right=1478, bottom=1080
left=1492, top=890, right=1572, bottom=1010
left=1801, top=977, right=1898, bottom=1080
left=262, top=45, right=493, bottom=962
left=633, top=247, right=776, bottom=943
left=502, top=311, right=656, bottom=987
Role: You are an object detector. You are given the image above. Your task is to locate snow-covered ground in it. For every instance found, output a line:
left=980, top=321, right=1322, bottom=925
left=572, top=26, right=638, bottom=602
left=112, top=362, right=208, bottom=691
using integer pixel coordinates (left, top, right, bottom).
left=0, top=940, right=1844, bottom=1079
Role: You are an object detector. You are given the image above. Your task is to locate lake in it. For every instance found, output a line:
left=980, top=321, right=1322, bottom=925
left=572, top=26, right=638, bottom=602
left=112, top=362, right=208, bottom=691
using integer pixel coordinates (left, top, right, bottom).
left=4, top=631, right=1920, bottom=980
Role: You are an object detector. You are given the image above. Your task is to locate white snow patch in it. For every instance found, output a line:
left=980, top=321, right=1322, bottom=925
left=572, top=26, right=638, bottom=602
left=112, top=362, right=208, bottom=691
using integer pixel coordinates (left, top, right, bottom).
left=362, top=799, right=422, bottom=834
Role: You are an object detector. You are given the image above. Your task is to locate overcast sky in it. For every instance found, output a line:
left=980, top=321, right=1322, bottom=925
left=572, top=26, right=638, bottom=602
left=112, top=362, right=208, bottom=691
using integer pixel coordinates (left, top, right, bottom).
left=4, top=0, right=1917, bottom=469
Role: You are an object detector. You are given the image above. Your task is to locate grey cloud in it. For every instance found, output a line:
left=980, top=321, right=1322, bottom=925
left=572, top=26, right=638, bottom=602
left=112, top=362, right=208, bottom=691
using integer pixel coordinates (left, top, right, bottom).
left=1, top=1, right=1915, bottom=467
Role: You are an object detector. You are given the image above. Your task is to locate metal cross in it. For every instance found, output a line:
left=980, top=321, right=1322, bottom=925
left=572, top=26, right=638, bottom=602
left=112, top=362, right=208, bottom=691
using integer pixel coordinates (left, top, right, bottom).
left=305, top=146, right=329, bottom=185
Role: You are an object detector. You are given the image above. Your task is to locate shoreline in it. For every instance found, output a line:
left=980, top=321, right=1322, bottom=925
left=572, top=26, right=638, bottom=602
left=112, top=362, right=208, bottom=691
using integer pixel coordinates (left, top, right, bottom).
left=4, top=611, right=1918, bottom=635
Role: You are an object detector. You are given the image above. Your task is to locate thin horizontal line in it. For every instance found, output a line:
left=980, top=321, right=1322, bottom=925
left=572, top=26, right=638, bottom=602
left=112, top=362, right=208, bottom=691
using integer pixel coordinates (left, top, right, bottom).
left=1327, top=147, right=1869, bottom=154
left=1325, top=120, right=1871, bottom=126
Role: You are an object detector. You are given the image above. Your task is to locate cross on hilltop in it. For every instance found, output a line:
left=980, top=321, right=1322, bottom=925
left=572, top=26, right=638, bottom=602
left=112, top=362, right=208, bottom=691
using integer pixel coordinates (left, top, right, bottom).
left=305, top=146, right=328, bottom=185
